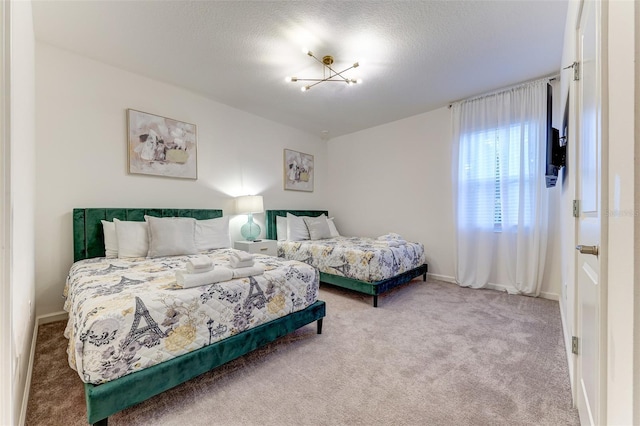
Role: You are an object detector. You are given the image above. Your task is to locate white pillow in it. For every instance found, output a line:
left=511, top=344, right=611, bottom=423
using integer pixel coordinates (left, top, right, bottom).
left=327, top=217, right=340, bottom=238
left=286, top=212, right=309, bottom=241
left=114, top=218, right=149, bottom=258
left=145, top=216, right=198, bottom=258
left=195, top=216, right=231, bottom=250
left=304, top=214, right=332, bottom=240
left=101, top=220, right=118, bottom=258
left=276, top=216, right=288, bottom=241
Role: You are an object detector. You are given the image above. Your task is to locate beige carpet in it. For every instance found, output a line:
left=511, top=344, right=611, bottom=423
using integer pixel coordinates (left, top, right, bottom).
left=26, top=279, right=579, bottom=426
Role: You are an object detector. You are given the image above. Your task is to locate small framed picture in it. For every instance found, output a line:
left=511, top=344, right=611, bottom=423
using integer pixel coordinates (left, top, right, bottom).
left=127, top=109, right=197, bottom=179
left=284, top=149, right=314, bottom=192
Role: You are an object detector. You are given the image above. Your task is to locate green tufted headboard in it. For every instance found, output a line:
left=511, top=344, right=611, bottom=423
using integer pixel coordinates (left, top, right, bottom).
left=264, top=210, right=328, bottom=241
left=73, top=208, right=224, bottom=262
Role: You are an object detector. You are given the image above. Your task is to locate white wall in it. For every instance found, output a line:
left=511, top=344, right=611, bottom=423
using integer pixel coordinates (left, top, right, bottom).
left=326, top=103, right=563, bottom=298
left=327, top=107, right=455, bottom=280
left=558, top=0, right=579, bottom=388
left=541, top=80, right=564, bottom=300
left=35, top=42, right=328, bottom=316
left=3, top=0, right=36, bottom=424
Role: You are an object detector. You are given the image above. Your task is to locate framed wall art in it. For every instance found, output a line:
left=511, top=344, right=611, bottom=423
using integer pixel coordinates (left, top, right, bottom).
left=127, top=109, right=197, bottom=179
left=284, top=149, right=314, bottom=192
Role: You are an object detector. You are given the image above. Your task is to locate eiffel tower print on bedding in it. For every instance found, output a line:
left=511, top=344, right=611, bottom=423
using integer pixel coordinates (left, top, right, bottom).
left=64, top=249, right=319, bottom=384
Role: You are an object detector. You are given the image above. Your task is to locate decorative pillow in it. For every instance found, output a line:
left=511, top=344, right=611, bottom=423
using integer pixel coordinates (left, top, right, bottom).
left=286, top=212, right=309, bottom=241
left=101, top=220, right=118, bottom=258
left=327, top=217, right=340, bottom=238
left=114, top=219, right=149, bottom=258
left=195, top=216, right=231, bottom=250
left=145, top=216, right=198, bottom=258
left=304, top=214, right=332, bottom=240
left=276, top=216, right=288, bottom=241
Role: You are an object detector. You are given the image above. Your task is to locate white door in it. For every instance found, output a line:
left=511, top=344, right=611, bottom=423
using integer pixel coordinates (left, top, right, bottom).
left=575, top=0, right=605, bottom=424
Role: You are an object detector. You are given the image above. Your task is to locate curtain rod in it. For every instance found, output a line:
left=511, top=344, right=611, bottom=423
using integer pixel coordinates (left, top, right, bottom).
left=448, top=73, right=560, bottom=109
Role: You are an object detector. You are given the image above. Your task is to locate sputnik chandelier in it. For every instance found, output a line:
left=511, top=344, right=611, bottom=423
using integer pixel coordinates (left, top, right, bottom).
left=286, top=48, right=362, bottom=92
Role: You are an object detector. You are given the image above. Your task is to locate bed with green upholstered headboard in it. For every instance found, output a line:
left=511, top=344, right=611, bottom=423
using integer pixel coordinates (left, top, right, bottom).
left=265, top=209, right=428, bottom=307
left=73, top=208, right=224, bottom=261
left=70, top=208, right=326, bottom=426
left=265, top=209, right=328, bottom=240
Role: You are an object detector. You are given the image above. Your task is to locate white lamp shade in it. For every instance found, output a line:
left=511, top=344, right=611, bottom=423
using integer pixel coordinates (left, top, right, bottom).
left=235, top=195, right=264, bottom=214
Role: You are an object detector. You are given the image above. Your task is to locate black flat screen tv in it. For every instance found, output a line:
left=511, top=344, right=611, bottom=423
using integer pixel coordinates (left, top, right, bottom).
left=545, top=83, right=566, bottom=188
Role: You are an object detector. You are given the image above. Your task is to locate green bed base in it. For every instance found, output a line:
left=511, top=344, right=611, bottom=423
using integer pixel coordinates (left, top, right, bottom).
left=264, top=210, right=428, bottom=307
left=85, top=301, right=325, bottom=425
left=72, top=208, right=326, bottom=425
left=319, top=265, right=428, bottom=307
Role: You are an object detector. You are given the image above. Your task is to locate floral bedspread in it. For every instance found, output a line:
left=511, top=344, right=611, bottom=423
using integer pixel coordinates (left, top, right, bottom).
left=278, top=237, right=426, bottom=282
left=63, top=249, right=319, bottom=384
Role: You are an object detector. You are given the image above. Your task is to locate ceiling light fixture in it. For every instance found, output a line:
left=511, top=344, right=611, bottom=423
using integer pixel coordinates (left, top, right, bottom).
left=286, top=48, right=362, bottom=92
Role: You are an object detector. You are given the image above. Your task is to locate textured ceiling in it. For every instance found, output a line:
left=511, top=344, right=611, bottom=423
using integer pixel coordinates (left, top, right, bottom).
left=31, top=0, right=568, bottom=139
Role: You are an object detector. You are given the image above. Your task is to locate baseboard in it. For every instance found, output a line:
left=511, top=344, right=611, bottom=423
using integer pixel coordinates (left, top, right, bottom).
left=37, top=311, right=68, bottom=325
left=539, top=291, right=560, bottom=301
left=558, top=300, right=576, bottom=404
left=18, top=319, right=38, bottom=426
left=19, top=311, right=68, bottom=425
left=426, top=273, right=456, bottom=283
left=428, top=274, right=560, bottom=301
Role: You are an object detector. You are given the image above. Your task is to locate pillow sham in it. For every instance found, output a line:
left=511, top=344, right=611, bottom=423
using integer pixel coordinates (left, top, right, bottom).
left=286, top=212, right=310, bottom=241
left=114, top=219, right=149, bottom=258
left=145, top=215, right=198, bottom=258
left=276, top=216, right=288, bottom=241
left=327, top=217, right=340, bottom=238
left=304, top=214, right=332, bottom=240
left=195, top=216, right=231, bottom=250
left=100, top=220, right=118, bottom=258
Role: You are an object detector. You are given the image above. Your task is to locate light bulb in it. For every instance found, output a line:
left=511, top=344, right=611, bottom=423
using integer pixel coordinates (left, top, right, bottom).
left=301, top=86, right=310, bottom=92
left=285, top=76, right=292, bottom=82
left=356, top=78, right=363, bottom=84
left=302, top=47, right=312, bottom=56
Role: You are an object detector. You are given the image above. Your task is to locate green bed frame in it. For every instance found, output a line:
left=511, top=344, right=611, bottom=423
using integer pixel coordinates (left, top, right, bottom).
left=265, top=210, right=428, bottom=307
left=72, top=208, right=326, bottom=425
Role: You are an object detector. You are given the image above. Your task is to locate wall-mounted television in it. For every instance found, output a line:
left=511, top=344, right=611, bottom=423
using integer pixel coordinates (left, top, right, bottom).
left=545, top=83, right=566, bottom=188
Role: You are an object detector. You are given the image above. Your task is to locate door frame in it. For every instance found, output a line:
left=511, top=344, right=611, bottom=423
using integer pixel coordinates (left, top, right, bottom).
left=573, top=0, right=608, bottom=424
left=0, top=1, right=12, bottom=425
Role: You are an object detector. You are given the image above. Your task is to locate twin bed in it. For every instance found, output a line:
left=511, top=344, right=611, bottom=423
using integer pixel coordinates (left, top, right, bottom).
left=65, top=207, right=427, bottom=424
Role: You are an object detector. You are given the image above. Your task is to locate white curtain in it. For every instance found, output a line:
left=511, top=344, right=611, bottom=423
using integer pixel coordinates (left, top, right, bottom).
left=452, top=79, right=549, bottom=296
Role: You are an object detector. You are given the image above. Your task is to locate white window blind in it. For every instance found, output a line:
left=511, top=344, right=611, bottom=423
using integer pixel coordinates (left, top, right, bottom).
left=458, top=123, right=535, bottom=231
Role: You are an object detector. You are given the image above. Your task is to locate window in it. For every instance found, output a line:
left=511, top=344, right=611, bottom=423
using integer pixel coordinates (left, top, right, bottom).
left=458, top=122, right=535, bottom=231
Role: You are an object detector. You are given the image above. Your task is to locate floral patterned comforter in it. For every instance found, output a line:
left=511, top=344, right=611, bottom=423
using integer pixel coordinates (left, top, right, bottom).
left=63, top=249, right=319, bottom=384
left=278, top=237, right=426, bottom=282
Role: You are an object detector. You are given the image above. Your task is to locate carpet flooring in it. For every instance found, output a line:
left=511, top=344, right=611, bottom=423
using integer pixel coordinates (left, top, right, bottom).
left=25, top=279, right=580, bottom=425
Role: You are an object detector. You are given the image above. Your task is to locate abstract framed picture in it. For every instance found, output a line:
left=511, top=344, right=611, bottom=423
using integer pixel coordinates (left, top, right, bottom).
left=127, top=109, right=198, bottom=179
left=284, top=149, right=314, bottom=192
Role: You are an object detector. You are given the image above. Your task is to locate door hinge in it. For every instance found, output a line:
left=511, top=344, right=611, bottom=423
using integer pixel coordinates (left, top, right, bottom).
left=572, top=336, right=579, bottom=355
left=573, top=200, right=580, bottom=217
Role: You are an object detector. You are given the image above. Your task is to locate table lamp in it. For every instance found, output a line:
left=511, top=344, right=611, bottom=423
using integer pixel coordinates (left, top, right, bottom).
left=235, top=195, right=264, bottom=241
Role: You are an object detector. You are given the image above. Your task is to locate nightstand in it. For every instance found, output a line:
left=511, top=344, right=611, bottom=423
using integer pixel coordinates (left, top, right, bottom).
left=234, top=239, right=277, bottom=257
